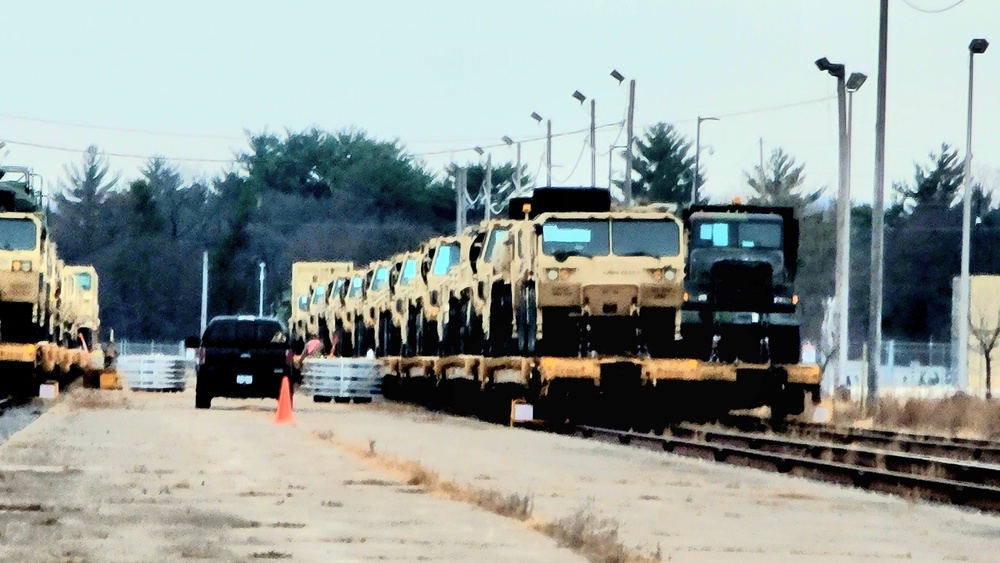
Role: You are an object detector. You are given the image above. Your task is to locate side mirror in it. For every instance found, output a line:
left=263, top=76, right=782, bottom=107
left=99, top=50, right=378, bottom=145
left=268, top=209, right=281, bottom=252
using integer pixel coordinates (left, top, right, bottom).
left=184, top=336, right=200, bottom=349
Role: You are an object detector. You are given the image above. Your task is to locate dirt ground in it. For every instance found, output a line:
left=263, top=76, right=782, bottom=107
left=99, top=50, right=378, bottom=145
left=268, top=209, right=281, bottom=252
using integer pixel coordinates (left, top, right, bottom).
left=0, top=388, right=581, bottom=563
left=4, top=386, right=1000, bottom=562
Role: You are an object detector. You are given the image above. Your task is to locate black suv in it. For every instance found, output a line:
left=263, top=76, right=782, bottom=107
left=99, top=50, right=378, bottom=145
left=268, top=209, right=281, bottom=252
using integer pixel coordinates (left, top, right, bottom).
left=195, top=315, right=294, bottom=409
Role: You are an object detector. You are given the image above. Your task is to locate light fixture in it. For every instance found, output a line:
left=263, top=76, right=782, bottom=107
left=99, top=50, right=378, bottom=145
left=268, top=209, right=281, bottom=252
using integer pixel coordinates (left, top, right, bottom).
left=530, top=112, right=543, bottom=123
left=502, top=136, right=514, bottom=146
left=473, top=146, right=484, bottom=155
left=572, top=90, right=586, bottom=104
left=610, top=69, right=625, bottom=84
left=815, top=57, right=845, bottom=78
left=846, top=72, right=867, bottom=92
left=970, top=38, right=989, bottom=54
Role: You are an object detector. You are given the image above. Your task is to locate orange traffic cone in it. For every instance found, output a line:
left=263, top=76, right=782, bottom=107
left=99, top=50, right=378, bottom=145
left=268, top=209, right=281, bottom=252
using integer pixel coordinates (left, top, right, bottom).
left=273, top=376, right=295, bottom=424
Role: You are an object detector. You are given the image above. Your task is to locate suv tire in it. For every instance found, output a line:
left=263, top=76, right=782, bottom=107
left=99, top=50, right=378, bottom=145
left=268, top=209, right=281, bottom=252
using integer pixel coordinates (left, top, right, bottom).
left=195, top=387, right=213, bottom=409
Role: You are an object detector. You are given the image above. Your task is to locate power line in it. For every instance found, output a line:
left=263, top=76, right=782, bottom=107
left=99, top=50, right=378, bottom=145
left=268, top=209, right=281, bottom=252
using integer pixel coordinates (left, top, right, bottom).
left=0, top=112, right=243, bottom=140
left=558, top=138, right=589, bottom=184
left=2, top=138, right=238, bottom=164
left=901, top=0, right=966, bottom=14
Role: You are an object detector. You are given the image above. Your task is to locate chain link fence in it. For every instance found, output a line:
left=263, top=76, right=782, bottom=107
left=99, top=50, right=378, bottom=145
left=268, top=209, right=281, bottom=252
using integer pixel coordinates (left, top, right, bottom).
left=830, top=340, right=958, bottom=400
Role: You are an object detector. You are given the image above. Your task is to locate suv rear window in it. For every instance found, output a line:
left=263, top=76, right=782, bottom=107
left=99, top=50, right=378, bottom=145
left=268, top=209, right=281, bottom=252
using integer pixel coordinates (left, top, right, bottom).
left=203, top=319, right=288, bottom=347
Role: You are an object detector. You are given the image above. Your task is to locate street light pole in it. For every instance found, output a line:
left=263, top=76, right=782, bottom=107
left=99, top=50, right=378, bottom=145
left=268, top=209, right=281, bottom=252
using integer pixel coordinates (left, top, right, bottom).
left=258, top=261, right=266, bottom=317
left=958, top=37, right=989, bottom=390
left=868, top=0, right=889, bottom=406
left=611, top=71, right=635, bottom=205
left=816, top=57, right=850, bottom=392
left=503, top=136, right=522, bottom=194
left=692, top=116, right=718, bottom=206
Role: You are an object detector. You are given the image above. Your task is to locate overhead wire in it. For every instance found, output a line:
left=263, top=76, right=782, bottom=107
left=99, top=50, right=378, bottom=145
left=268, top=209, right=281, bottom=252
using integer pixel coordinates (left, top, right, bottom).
left=900, top=0, right=966, bottom=13
left=1, top=138, right=238, bottom=164
left=4, top=94, right=842, bottom=168
left=557, top=138, right=589, bottom=184
left=0, top=112, right=243, bottom=140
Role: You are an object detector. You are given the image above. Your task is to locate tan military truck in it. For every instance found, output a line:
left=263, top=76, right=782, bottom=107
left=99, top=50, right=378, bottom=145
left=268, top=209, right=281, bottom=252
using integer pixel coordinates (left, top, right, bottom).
left=361, top=259, right=397, bottom=356
left=410, top=235, right=481, bottom=357
left=486, top=188, right=686, bottom=358
left=289, top=261, right=352, bottom=350
left=474, top=217, right=524, bottom=356
left=386, top=249, right=428, bottom=357
left=334, top=268, right=372, bottom=357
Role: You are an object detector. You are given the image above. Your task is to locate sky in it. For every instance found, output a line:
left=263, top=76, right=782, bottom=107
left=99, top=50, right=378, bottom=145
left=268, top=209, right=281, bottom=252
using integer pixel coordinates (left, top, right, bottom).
left=2, top=0, right=998, bottom=207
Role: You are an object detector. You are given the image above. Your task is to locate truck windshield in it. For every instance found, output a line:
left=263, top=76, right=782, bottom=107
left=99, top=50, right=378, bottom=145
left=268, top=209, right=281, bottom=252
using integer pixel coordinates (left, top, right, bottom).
left=541, top=220, right=610, bottom=257
left=611, top=219, right=681, bottom=257
left=483, top=227, right=510, bottom=262
left=692, top=220, right=782, bottom=249
left=348, top=276, right=364, bottom=298
left=371, top=266, right=390, bottom=291
left=399, top=258, right=417, bottom=285
left=311, top=284, right=325, bottom=304
left=432, top=243, right=461, bottom=276
left=76, top=272, right=93, bottom=291
left=0, top=218, right=37, bottom=251
left=203, top=320, right=287, bottom=347
left=297, top=295, right=309, bottom=311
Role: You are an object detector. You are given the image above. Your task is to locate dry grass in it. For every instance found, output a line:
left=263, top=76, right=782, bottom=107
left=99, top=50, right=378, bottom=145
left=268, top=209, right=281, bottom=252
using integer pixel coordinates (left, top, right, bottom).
left=538, top=504, right=654, bottom=563
left=834, top=395, right=1000, bottom=439
left=313, top=430, right=658, bottom=563
left=65, top=389, right=131, bottom=410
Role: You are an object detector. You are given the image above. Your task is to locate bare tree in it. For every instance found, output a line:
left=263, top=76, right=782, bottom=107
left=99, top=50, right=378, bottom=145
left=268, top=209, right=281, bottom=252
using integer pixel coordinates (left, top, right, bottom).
left=969, top=306, right=1000, bottom=400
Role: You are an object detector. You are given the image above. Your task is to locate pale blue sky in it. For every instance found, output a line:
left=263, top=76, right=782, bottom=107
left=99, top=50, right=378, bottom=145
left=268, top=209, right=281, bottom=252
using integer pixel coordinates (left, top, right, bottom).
left=2, top=0, right=997, bottom=206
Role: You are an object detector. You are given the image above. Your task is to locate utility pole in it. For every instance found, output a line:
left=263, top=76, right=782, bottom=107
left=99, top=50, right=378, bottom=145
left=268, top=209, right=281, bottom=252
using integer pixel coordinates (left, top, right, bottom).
left=759, top=138, right=765, bottom=176
left=200, top=251, right=208, bottom=336
left=624, top=79, right=635, bottom=206
left=868, top=0, right=888, bottom=406
left=485, top=153, right=493, bottom=222
left=546, top=119, right=553, bottom=187
left=455, top=167, right=467, bottom=234
left=590, top=99, right=597, bottom=187
left=258, top=261, right=265, bottom=317
left=515, top=142, right=522, bottom=193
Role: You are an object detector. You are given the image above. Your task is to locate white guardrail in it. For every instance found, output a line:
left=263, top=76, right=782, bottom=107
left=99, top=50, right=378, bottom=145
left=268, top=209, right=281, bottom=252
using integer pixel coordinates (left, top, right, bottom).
left=116, top=354, right=192, bottom=392
left=301, top=358, right=382, bottom=403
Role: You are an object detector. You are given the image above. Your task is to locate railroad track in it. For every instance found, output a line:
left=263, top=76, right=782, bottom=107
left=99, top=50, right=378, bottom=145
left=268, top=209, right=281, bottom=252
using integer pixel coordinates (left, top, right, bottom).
left=576, top=424, right=1000, bottom=513
left=711, top=416, right=1000, bottom=464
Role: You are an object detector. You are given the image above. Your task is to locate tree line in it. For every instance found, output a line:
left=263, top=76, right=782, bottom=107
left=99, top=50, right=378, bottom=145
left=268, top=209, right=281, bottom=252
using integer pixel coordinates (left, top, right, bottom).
left=47, top=126, right=999, bottom=351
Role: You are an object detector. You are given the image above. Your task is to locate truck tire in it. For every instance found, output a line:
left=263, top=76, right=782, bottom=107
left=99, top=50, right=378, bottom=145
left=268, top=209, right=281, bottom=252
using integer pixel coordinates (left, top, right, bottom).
left=195, top=388, right=212, bottom=409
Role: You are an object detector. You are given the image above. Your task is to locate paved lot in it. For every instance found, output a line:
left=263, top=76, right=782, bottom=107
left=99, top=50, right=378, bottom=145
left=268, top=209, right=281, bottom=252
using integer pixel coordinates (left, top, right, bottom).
left=4, top=385, right=1000, bottom=562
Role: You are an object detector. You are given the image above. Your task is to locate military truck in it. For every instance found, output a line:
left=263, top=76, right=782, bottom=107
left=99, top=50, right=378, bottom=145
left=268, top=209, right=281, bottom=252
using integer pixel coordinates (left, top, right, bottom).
left=361, top=259, right=398, bottom=356
left=389, top=248, right=429, bottom=357
left=0, top=166, right=91, bottom=395
left=62, top=265, right=100, bottom=352
left=483, top=188, right=686, bottom=358
left=289, top=261, right=352, bottom=351
left=681, top=204, right=801, bottom=364
left=335, top=269, right=372, bottom=357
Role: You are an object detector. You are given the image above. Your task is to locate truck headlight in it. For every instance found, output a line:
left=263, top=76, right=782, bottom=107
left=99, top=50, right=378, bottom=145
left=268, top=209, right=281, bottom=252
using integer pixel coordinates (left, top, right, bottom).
left=774, top=296, right=793, bottom=305
left=11, top=261, right=31, bottom=272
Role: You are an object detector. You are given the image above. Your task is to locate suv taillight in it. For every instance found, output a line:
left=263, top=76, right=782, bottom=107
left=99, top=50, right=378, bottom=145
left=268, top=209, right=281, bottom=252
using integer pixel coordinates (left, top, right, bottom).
left=286, top=349, right=294, bottom=366
left=198, top=347, right=206, bottom=365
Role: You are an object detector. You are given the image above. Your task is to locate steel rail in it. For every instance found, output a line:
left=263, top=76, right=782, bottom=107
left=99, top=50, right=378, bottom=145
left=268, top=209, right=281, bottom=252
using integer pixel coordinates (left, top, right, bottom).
left=705, top=416, right=1000, bottom=464
left=576, top=425, right=1000, bottom=513
left=786, top=420, right=1000, bottom=460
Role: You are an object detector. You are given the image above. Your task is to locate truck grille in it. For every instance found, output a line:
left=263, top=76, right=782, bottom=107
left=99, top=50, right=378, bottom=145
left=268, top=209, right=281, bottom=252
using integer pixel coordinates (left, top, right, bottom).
left=710, top=261, right=773, bottom=310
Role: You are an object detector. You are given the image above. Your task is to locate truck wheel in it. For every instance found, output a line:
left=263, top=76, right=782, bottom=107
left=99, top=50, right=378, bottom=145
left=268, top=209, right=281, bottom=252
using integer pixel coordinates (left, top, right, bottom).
left=195, top=388, right=212, bottom=409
